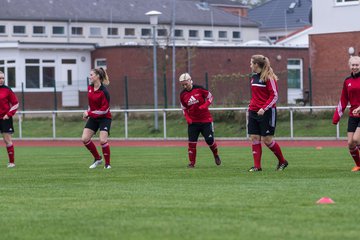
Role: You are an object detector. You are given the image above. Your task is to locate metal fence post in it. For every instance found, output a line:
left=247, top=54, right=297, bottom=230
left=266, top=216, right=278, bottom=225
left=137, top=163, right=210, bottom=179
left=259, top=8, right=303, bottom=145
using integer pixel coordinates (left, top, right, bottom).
left=124, top=111, right=128, bottom=139
left=290, top=108, right=294, bottom=139
left=52, top=111, right=56, bottom=139
left=18, top=112, right=23, bottom=139
left=163, top=110, right=167, bottom=139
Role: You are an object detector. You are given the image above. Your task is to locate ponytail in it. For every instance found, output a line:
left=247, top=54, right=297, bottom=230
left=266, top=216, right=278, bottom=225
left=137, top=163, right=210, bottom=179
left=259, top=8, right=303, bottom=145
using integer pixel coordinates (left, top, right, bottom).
left=251, top=55, right=278, bottom=82
left=93, top=67, right=110, bottom=85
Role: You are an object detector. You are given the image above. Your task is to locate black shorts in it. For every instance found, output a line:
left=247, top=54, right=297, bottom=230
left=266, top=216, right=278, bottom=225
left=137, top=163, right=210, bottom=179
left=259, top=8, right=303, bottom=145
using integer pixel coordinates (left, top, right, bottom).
left=85, top=117, right=112, bottom=134
left=188, top=122, right=214, bottom=142
left=0, top=117, right=15, bottom=134
left=347, top=116, right=360, bottom=132
left=247, top=108, right=276, bottom=136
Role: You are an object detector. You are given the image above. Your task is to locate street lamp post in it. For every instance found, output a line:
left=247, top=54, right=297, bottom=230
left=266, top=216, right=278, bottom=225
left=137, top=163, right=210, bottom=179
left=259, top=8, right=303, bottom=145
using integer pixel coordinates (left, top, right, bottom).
left=146, top=10, right=162, bottom=130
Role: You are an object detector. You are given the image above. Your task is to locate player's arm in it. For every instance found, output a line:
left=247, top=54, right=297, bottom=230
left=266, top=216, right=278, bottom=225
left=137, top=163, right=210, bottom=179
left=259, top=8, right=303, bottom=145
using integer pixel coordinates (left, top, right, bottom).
left=5, top=90, right=19, bottom=118
left=198, top=89, right=214, bottom=110
left=261, top=79, right=278, bottom=113
left=333, top=81, right=348, bottom=124
left=87, top=93, right=110, bottom=119
left=181, top=102, right=192, bottom=124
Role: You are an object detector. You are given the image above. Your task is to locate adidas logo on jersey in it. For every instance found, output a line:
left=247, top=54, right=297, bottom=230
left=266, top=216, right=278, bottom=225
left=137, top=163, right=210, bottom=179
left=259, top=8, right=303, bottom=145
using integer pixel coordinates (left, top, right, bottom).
left=188, top=96, right=199, bottom=106
left=348, top=83, right=352, bottom=87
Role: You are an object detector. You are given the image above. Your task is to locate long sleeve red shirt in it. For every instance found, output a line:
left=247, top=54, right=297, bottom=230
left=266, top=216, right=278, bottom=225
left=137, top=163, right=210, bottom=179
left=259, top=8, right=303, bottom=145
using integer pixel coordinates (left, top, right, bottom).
left=249, top=73, right=278, bottom=112
left=87, top=84, right=111, bottom=119
left=0, top=85, right=19, bottom=118
left=333, top=72, right=360, bottom=124
left=180, top=85, right=213, bottom=123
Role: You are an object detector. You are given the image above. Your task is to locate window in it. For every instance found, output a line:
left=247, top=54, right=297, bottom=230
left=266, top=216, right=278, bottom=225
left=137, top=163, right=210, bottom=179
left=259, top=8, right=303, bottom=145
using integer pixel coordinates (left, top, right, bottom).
left=204, top=30, right=213, bottom=38
left=157, top=29, right=167, bottom=37
left=53, top=26, right=65, bottom=35
left=232, top=31, right=241, bottom=39
left=33, top=26, right=45, bottom=34
left=62, top=59, right=76, bottom=64
left=0, top=60, right=16, bottom=88
left=95, top=59, right=107, bottom=69
left=218, top=31, right=227, bottom=39
left=90, top=27, right=101, bottom=36
left=43, top=67, right=55, bottom=87
left=0, top=25, right=5, bottom=34
left=189, top=30, right=198, bottom=38
left=174, top=29, right=183, bottom=37
left=335, top=0, right=358, bottom=4
left=125, top=28, right=135, bottom=36
left=141, top=28, right=151, bottom=37
left=13, top=25, right=26, bottom=34
left=287, top=59, right=303, bottom=89
left=25, top=59, right=56, bottom=89
left=335, top=0, right=359, bottom=6
left=71, top=27, right=83, bottom=35
left=107, top=27, right=118, bottom=36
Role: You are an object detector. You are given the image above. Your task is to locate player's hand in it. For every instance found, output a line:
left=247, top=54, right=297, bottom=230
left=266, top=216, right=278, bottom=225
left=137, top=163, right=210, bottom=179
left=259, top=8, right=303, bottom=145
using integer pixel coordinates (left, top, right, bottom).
left=3, top=114, right=9, bottom=120
left=185, top=115, right=192, bottom=125
left=82, top=111, right=89, bottom=119
left=198, top=104, right=206, bottom=110
left=352, top=107, right=360, bottom=115
left=257, top=108, right=265, bottom=116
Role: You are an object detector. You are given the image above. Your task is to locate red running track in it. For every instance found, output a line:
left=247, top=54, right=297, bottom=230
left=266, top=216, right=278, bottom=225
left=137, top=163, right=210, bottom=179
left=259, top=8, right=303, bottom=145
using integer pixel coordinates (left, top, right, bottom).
left=11, top=139, right=347, bottom=148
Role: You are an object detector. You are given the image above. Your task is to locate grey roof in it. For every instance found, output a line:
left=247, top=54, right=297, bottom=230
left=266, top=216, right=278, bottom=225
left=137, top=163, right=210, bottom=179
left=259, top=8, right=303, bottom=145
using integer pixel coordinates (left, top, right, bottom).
left=248, top=0, right=312, bottom=30
left=0, top=0, right=258, bottom=27
left=179, top=0, right=247, bottom=7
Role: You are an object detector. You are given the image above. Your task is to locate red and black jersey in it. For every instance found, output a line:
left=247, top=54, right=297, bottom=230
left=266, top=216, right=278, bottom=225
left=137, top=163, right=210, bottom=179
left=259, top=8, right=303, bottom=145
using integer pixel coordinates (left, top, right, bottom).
left=333, top=72, right=360, bottom=124
left=87, top=84, right=111, bottom=119
left=0, top=85, right=19, bottom=118
left=180, top=84, right=213, bottom=123
left=249, top=73, right=278, bottom=112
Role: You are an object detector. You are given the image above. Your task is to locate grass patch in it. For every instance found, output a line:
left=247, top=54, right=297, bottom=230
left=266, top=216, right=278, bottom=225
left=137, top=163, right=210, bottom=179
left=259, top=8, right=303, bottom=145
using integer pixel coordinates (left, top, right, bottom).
left=0, top=146, right=358, bottom=240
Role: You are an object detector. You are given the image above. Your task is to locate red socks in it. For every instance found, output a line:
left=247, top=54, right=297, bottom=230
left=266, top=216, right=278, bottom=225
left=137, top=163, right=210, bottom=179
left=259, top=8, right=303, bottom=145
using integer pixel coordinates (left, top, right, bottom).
left=252, top=140, right=262, bottom=168
left=101, top=142, right=111, bottom=165
left=209, top=142, right=219, bottom=157
left=349, top=146, right=360, bottom=167
left=84, top=140, right=101, bottom=160
left=266, top=141, right=286, bottom=164
left=7, top=144, right=15, bottom=163
left=188, top=142, right=197, bottom=166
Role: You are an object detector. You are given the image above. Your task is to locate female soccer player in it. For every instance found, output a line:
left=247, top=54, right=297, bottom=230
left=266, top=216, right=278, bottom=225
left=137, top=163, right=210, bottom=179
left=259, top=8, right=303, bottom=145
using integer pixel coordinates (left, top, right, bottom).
left=0, top=71, right=19, bottom=168
left=333, top=56, right=360, bottom=172
left=179, top=73, right=221, bottom=168
left=247, top=55, right=288, bottom=172
left=82, top=67, right=112, bottom=169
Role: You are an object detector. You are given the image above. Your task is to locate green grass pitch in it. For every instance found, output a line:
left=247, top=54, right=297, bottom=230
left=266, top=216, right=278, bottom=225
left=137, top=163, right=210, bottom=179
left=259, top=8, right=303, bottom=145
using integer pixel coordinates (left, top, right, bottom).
left=0, top=146, right=358, bottom=240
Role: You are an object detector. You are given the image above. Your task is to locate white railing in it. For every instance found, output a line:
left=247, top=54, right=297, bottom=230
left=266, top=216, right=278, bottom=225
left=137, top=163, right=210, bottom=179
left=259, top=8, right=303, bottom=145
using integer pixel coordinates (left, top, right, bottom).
left=15, top=106, right=342, bottom=140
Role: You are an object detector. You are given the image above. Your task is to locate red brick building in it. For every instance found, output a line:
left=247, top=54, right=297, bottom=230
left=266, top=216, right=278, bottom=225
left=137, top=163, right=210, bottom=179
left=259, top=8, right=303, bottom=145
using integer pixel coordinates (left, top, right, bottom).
left=309, top=31, right=360, bottom=105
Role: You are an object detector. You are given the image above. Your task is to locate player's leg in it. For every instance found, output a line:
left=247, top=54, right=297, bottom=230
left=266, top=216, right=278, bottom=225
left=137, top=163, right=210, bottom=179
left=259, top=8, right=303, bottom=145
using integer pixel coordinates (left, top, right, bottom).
left=3, top=133, right=15, bottom=168
left=248, top=110, right=262, bottom=171
left=201, top=122, right=221, bottom=166
left=82, top=118, right=102, bottom=168
left=187, top=124, right=200, bottom=168
left=347, top=117, right=360, bottom=171
left=260, top=108, right=288, bottom=171
left=1, top=118, right=15, bottom=168
left=99, top=118, right=111, bottom=169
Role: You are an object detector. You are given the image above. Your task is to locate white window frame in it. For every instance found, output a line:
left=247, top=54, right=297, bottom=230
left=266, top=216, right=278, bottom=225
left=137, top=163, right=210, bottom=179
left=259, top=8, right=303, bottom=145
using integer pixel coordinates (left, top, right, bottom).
left=95, top=58, right=107, bottom=70
left=25, top=58, right=56, bottom=90
left=0, top=59, right=16, bottom=88
left=334, top=0, right=359, bottom=6
left=89, top=27, right=102, bottom=37
left=287, top=58, right=303, bottom=90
